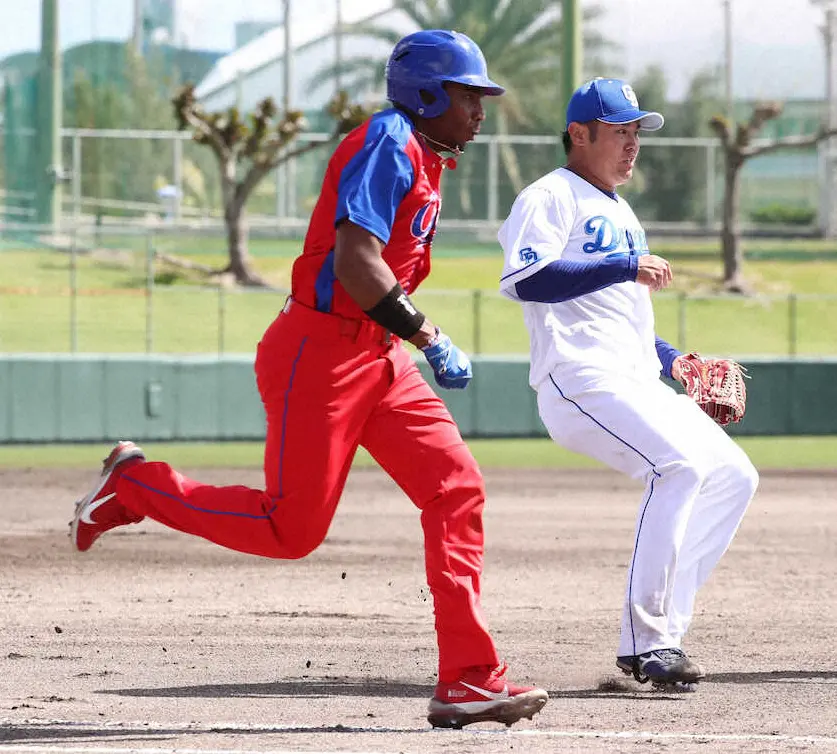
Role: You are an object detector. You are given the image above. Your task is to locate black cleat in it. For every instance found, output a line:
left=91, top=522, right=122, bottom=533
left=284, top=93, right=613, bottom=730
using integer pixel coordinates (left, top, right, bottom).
left=616, top=647, right=705, bottom=689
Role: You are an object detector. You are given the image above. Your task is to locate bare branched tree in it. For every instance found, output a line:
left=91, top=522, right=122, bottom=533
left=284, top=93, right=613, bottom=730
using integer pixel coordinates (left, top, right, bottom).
left=710, top=103, right=837, bottom=293
left=172, top=87, right=369, bottom=287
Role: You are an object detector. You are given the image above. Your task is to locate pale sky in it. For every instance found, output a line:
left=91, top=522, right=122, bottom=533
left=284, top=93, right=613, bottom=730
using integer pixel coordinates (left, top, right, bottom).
left=1, top=0, right=831, bottom=101
left=599, top=0, right=828, bottom=100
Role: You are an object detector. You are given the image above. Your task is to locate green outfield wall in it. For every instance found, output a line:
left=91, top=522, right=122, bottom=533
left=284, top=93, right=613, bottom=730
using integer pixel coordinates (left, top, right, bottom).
left=0, top=355, right=835, bottom=443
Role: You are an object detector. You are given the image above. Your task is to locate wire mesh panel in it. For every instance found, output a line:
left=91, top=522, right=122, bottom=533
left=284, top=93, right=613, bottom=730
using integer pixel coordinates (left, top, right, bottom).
left=792, top=296, right=837, bottom=355
left=148, top=287, right=224, bottom=353
left=438, top=140, right=492, bottom=221
left=0, top=243, right=147, bottom=353
left=219, top=288, right=286, bottom=354
left=739, top=148, right=819, bottom=226
left=623, top=141, right=714, bottom=225
left=493, top=138, right=562, bottom=222
left=3, top=127, right=824, bottom=233
left=410, top=289, right=531, bottom=356
left=411, top=289, right=479, bottom=353
left=76, top=133, right=177, bottom=220
left=1, top=75, right=38, bottom=223
left=474, top=292, right=532, bottom=355
left=180, top=137, right=224, bottom=220
left=1, top=289, right=74, bottom=352
left=70, top=244, right=148, bottom=352
left=2, top=232, right=837, bottom=358
left=652, top=293, right=686, bottom=352
left=676, top=295, right=811, bottom=358
left=288, top=142, right=334, bottom=218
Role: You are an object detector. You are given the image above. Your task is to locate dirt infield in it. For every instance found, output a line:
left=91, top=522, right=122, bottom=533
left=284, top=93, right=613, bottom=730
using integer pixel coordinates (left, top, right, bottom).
left=2, top=465, right=837, bottom=753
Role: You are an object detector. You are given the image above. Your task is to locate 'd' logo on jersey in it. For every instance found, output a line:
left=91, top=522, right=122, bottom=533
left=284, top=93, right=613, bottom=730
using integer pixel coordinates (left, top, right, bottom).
left=583, top=215, right=648, bottom=255
left=411, top=197, right=440, bottom=243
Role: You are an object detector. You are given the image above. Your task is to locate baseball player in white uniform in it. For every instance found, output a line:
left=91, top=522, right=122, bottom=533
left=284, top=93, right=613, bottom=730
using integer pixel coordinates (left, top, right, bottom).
left=498, top=78, right=759, bottom=688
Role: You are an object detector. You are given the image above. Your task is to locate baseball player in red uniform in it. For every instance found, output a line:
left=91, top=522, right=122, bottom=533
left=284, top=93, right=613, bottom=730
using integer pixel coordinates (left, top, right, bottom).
left=69, top=30, right=548, bottom=730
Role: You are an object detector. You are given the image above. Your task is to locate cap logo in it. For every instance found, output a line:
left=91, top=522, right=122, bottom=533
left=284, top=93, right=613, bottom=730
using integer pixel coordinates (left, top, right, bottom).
left=622, top=85, right=638, bottom=107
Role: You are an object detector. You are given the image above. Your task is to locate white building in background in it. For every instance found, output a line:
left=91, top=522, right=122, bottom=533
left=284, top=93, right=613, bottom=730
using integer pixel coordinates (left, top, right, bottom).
left=194, top=0, right=415, bottom=113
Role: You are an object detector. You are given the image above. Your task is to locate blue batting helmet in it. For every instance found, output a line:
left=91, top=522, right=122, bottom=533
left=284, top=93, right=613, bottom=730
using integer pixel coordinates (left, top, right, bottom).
left=385, top=30, right=504, bottom=119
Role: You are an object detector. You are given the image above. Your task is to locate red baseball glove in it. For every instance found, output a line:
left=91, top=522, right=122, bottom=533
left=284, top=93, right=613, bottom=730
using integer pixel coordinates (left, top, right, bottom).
left=676, top=352, right=748, bottom=426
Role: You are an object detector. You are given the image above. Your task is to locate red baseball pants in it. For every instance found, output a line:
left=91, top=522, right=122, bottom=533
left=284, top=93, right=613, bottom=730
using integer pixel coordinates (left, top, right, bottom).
left=116, top=298, right=499, bottom=680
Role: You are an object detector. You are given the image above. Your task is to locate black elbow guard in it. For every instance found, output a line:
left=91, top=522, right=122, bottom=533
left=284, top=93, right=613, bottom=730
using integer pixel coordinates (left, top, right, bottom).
left=363, top=283, right=426, bottom=340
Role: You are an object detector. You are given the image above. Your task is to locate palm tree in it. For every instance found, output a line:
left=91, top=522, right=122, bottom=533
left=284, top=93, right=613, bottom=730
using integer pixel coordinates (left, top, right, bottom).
left=310, top=0, right=613, bottom=211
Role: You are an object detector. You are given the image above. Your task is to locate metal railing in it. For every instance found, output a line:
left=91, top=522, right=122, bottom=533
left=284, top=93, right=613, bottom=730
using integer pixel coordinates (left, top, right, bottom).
left=0, top=126, right=826, bottom=232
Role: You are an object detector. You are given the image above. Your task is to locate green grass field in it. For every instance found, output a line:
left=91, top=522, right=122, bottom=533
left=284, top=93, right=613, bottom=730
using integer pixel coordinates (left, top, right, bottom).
left=1, top=235, right=835, bottom=469
left=1, top=236, right=837, bottom=356
left=1, top=436, right=835, bottom=471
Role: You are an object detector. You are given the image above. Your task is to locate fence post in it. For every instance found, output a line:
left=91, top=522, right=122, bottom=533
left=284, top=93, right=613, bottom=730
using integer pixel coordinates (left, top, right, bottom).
left=788, top=293, right=798, bottom=356
left=287, top=155, right=297, bottom=220
left=218, top=285, right=226, bottom=355
left=705, top=142, right=716, bottom=228
left=173, top=136, right=183, bottom=224
left=677, top=292, right=687, bottom=351
left=145, top=231, right=155, bottom=354
left=69, top=226, right=78, bottom=353
left=472, top=289, right=482, bottom=355
left=72, top=134, right=82, bottom=225
left=487, top=137, right=499, bottom=223
left=276, top=152, right=287, bottom=221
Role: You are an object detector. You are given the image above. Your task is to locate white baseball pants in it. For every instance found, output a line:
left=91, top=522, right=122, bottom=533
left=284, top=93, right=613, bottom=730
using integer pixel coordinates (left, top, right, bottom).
left=537, top=366, right=759, bottom=657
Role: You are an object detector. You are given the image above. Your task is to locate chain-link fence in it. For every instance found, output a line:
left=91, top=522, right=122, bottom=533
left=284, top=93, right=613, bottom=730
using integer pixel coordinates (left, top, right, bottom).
left=0, top=127, right=826, bottom=234
left=1, top=227, right=835, bottom=358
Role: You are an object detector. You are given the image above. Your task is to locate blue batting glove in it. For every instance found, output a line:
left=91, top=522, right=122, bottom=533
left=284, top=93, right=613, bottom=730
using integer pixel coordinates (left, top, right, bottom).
left=421, top=330, right=472, bottom=389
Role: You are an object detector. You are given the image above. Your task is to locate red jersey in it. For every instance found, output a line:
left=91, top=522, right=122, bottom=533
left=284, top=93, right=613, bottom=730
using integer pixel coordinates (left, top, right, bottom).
left=291, top=108, right=452, bottom=318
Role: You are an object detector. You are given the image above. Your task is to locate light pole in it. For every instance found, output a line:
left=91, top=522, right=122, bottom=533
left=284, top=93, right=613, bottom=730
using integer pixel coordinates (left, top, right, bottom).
left=283, top=0, right=296, bottom=219
left=559, top=0, right=582, bottom=160
left=283, top=0, right=292, bottom=118
left=132, top=0, right=144, bottom=54
left=335, top=0, right=343, bottom=93
left=722, top=0, right=733, bottom=123
left=560, top=0, right=581, bottom=120
left=35, top=0, right=62, bottom=228
left=812, top=0, right=837, bottom=237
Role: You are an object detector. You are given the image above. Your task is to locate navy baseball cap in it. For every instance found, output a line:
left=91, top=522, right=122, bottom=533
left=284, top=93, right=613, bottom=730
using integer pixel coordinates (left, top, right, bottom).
left=566, top=78, right=664, bottom=131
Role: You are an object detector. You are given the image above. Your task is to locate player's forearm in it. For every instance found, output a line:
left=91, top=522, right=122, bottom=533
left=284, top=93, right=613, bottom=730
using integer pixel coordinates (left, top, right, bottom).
left=333, top=221, right=437, bottom=346
left=333, top=222, right=397, bottom=309
left=655, top=336, right=683, bottom=379
left=514, top=254, right=638, bottom=303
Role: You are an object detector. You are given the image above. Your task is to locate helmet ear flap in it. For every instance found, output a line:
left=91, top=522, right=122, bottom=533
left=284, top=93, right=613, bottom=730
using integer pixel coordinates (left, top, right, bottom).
left=415, top=83, right=450, bottom=118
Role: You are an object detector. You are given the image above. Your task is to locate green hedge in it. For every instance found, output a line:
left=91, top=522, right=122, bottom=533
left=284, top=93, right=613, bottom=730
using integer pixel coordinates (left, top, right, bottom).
left=750, top=203, right=817, bottom=226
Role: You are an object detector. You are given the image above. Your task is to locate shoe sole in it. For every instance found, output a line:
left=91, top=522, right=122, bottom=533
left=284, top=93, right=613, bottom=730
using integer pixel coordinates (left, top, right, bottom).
left=427, top=689, right=548, bottom=729
left=616, top=659, right=705, bottom=685
left=650, top=680, right=700, bottom=693
left=69, top=442, right=145, bottom=552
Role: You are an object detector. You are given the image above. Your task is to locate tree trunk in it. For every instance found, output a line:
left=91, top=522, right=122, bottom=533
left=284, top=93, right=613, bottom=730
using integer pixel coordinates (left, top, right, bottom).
left=223, top=202, right=270, bottom=287
left=721, top=156, right=748, bottom=293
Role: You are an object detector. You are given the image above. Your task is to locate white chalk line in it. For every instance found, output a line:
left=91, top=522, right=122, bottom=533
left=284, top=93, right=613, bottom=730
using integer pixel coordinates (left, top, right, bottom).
left=4, top=719, right=837, bottom=748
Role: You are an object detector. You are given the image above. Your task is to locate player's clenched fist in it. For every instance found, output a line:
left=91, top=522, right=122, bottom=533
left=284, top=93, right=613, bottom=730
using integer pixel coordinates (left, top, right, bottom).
left=422, top=330, right=472, bottom=389
left=636, top=254, right=672, bottom=292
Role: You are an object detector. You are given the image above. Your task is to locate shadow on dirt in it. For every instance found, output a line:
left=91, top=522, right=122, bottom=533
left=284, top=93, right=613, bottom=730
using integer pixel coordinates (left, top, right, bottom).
left=708, top=670, right=837, bottom=684
left=101, top=678, right=434, bottom=699
left=0, top=725, right=182, bottom=744
left=100, top=677, right=697, bottom=703
left=0, top=722, right=425, bottom=744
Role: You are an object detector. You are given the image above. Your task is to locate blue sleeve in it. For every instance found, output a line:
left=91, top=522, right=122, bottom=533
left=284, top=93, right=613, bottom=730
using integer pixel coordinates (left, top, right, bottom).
left=655, top=336, right=682, bottom=379
left=514, top=254, right=638, bottom=303
left=335, top=134, right=414, bottom=244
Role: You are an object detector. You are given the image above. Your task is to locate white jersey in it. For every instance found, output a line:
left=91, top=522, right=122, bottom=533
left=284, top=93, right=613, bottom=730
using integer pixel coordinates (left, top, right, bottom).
left=498, top=167, right=662, bottom=388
